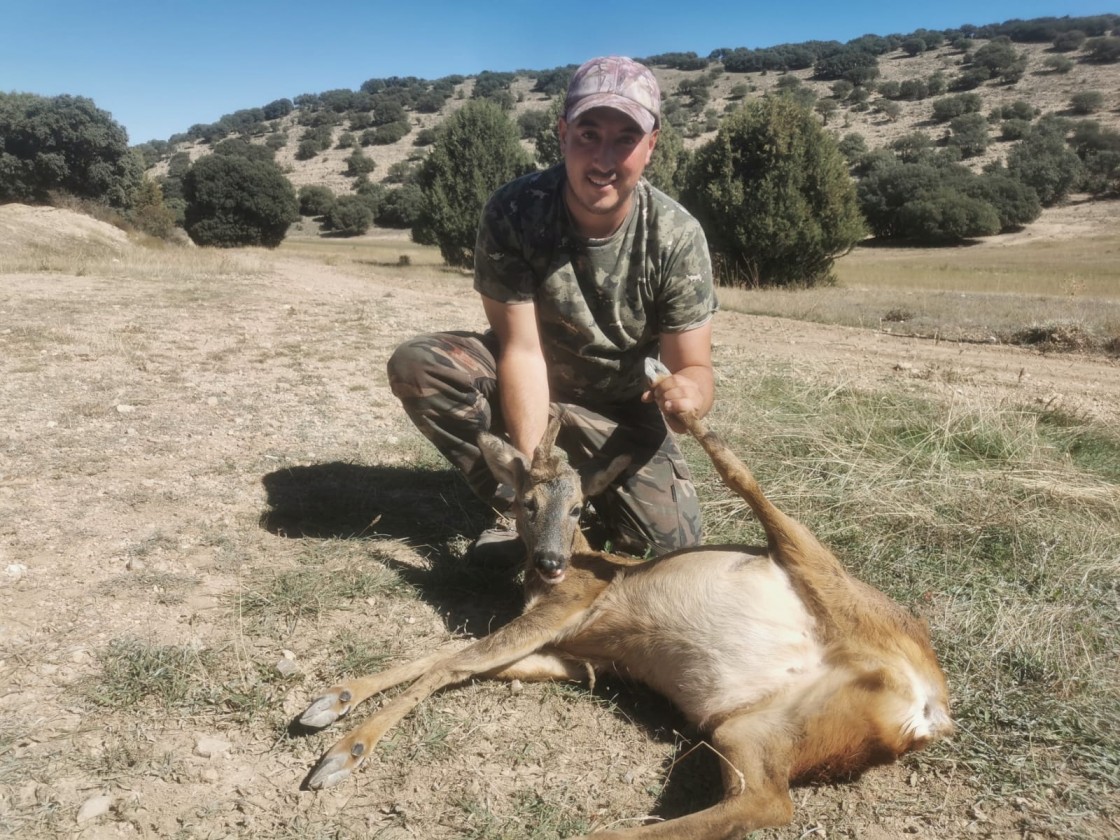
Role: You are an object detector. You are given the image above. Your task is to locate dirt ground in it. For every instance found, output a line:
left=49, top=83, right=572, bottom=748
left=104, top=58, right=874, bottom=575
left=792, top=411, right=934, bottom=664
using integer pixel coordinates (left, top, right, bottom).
left=1, top=207, right=1118, bottom=839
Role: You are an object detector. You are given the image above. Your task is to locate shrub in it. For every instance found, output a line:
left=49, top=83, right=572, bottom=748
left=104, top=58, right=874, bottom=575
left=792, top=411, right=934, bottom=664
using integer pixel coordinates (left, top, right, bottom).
left=837, top=132, right=868, bottom=164
left=932, top=93, right=982, bottom=122
left=897, top=79, right=930, bottom=101
left=681, top=96, right=866, bottom=287
left=964, top=169, right=1042, bottom=230
left=857, top=159, right=1009, bottom=242
left=1043, top=55, right=1075, bottom=74
left=1083, top=36, right=1120, bottom=63
left=298, top=185, right=336, bottom=217
left=128, top=177, right=177, bottom=238
left=517, top=109, right=552, bottom=140
left=182, top=154, right=298, bottom=247
left=1053, top=30, right=1087, bottom=51
left=947, top=112, right=990, bottom=158
left=890, top=131, right=936, bottom=163
left=1000, top=119, right=1032, bottom=141
left=212, top=138, right=274, bottom=162
left=412, top=100, right=534, bottom=267
left=345, top=148, right=376, bottom=177
left=970, top=38, right=1028, bottom=81
left=813, top=49, right=880, bottom=86
left=326, top=194, right=372, bottom=236
left=375, top=183, right=425, bottom=228
left=901, top=37, right=926, bottom=56
left=644, top=121, right=689, bottom=199
left=1069, top=91, right=1105, bottom=115
left=0, top=92, right=142, bottom=208
left=895, top=191, right=1000, bottom=243
left=1007, top=126, right=1084, bottom=205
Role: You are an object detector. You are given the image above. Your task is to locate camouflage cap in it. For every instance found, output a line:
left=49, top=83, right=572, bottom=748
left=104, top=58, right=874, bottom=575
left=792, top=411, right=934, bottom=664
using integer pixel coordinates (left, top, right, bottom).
left=564, top=56, right=661, bottom=133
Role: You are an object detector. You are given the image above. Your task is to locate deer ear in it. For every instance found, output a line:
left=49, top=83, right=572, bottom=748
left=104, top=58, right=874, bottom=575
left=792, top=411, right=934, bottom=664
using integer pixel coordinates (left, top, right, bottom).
left=478, top=432, right=531, bottom=494
left=580, top=454, right=631, bottom=499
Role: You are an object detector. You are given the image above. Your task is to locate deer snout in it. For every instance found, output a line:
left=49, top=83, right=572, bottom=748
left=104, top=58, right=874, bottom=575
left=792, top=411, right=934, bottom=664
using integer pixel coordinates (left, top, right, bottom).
left=533, top=551, right=568, bottom=584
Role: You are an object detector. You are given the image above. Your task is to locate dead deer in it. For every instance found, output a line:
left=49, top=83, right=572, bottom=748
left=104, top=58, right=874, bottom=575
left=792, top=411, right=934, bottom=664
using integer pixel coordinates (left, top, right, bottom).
left=297, top=358, right=953, bottom=838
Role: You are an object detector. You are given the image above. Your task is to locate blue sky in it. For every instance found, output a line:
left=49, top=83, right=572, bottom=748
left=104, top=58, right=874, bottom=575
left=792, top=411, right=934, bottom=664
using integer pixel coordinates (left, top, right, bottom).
left=2, top=1, right=1111, bottom=145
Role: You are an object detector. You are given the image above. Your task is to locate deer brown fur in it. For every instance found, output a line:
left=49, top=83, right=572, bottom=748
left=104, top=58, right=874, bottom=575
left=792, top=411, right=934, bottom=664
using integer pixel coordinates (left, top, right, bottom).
left=297, top=361, right=952, bottom=838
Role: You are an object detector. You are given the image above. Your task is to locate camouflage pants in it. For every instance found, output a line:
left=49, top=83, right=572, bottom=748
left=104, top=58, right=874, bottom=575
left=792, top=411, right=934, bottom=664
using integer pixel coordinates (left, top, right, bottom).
left=386, top=331, right=702, bottom=554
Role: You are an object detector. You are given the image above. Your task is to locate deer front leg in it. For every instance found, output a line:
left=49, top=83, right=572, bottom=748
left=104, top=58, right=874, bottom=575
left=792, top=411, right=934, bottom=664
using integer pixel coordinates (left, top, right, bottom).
left=299, top=646, right=465, bottom=730
left=570, top=712, right=795, bottom=839
left=305, top=599, right=594, bottom=789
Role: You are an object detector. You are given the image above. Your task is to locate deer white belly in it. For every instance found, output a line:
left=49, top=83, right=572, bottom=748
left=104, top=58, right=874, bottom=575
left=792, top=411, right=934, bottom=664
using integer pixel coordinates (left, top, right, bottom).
left=571, top=548, right=824, bottom=726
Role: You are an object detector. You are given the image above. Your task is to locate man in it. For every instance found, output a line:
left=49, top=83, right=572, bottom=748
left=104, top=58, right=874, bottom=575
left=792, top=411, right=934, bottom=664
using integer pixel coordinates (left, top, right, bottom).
left=388, top=55, right=717, bottom=560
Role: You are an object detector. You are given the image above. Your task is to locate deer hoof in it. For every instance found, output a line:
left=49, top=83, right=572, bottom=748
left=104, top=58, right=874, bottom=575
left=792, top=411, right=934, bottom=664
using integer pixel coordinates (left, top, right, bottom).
left=299, top=691, right=350, bottom=729
left=306, top=753, right=353, bottom=790
left=643, top=357, right=670, bottom=386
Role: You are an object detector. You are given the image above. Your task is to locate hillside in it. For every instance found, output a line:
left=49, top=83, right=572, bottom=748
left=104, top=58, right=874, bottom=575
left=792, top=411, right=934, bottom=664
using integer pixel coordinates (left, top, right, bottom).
left=145, top=34, right=1120, bottom=200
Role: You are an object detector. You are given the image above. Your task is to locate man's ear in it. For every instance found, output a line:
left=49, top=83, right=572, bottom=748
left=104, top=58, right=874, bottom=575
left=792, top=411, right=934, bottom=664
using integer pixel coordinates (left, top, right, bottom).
left=557, top=117, right=569, bottom=152
left=643, top=128, right=659, bottom=165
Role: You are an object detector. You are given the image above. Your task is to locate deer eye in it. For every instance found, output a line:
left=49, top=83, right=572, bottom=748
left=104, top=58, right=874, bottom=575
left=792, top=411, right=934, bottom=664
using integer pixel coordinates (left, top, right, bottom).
left=569, top=504, right=581, bottom=518
left=523, top=498, right=538, bottom=516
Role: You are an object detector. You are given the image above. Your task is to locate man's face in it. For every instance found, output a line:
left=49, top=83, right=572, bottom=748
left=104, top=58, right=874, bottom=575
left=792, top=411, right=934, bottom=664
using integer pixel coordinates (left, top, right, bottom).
left=558, top=107, right=658, bottom=238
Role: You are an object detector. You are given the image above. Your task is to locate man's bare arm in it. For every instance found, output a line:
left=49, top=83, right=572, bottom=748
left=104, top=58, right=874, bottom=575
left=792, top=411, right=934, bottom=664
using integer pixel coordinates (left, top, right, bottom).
left=643, top=322, right=715, bottom=433
left=481, top=295, right=551, bottom=458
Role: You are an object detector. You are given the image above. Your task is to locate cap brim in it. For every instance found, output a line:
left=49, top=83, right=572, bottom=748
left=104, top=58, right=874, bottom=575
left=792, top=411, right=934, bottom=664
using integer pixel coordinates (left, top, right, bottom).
left=566, top=93, right=656, bottom=133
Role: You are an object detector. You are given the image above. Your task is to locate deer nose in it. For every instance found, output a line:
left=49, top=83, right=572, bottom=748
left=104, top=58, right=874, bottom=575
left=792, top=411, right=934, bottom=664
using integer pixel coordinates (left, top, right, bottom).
left=534, top=551, right=567, bottom=581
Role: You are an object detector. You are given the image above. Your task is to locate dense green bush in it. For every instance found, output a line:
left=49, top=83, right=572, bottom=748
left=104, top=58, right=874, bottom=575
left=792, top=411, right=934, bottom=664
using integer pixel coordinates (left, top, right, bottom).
left=969, top=38, right=1028, bottom=82
left=681, top=97, right=865, bottom=286
left=375, top=183, right=425, bottom=228
left=964, top=169, right=1042, bottom=230
left=212, top=138, right=274, bottom=162
left=182, top=154, right=298, bottom=247
left=947, top=113, right=990, bottom=157
left=813, top=49, right=880, bottom=85
left=298, top=185, right=336, bottom=217
left=412, top=100, right=534, bottom=267
left=931, top=93, right=982, bottom=122
left=1006, top=125, right=1084, bottom=205
left=517, top=109, right=552, bottom=140
left=326, top=194, right=373, bottom=236
left=644, top=122, right=689, bottom=199
left=0, top=92, right=142, bottom=208
left=857, top=157, right=1036, bottom=242
left=345, top=148, right=376, bottom=177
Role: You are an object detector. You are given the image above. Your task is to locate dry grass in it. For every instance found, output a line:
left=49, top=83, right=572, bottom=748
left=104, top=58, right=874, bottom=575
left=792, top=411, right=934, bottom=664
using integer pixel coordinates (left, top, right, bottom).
left=718, top=208, right=1120, bottom=352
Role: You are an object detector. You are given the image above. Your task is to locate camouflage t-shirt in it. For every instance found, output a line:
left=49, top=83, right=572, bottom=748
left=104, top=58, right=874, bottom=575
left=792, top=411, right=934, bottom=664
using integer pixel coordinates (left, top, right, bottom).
left=474, top=164, right=716, bottom=404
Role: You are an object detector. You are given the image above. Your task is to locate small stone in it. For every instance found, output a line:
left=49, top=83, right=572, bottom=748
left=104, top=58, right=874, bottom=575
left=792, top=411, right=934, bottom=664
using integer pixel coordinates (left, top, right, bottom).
left=77, top=793, right=112, bottom=823
left=509, top=679, right=523, bottom=696
left=116, top=404, right=136, bottom=414
left=195, top=736, right=232, bottom=758
left=5, top=563, right=27, bottom=580
left=275, top=657, right=299, bottom=678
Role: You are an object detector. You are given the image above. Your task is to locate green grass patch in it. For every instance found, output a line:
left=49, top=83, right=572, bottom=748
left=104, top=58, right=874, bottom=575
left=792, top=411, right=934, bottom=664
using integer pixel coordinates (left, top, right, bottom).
left=700, top=368, right=1120, bottom=830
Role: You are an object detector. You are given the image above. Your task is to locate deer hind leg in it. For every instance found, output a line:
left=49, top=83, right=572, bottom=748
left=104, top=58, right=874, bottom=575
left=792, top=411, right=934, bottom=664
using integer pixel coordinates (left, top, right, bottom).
left=305, top=600, right=592, bottom=790
left=569, top=712, right=794, bottom=840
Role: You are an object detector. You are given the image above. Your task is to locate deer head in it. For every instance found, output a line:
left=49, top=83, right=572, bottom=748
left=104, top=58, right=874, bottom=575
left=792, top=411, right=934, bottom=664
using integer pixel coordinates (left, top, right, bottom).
left=478, top=417, right=630, bottom=584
